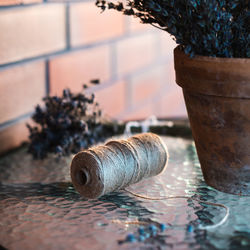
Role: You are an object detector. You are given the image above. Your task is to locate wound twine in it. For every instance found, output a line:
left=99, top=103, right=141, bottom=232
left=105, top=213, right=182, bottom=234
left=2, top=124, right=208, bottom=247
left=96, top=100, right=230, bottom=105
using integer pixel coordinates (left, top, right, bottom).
left=71, top=133, right=168, bottom=199
left=70, top=132, right=229, bottom=230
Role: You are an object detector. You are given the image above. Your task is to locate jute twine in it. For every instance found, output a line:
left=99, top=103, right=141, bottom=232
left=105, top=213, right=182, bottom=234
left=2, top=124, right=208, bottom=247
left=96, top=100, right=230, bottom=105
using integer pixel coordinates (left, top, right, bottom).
left=70, top=132, right=229, bottom=230
left=71, top=133, right=168, bottom=199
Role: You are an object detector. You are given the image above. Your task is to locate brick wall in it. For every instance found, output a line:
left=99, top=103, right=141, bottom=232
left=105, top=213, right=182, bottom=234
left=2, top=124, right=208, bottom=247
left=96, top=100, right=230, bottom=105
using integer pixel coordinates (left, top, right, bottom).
left=0, top=0, right=187, bottom=154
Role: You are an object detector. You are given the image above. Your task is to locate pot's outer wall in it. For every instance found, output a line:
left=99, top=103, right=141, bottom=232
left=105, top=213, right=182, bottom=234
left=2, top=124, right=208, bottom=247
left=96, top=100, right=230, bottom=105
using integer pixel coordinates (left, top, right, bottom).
left=174, top=47, right=250, bottom=195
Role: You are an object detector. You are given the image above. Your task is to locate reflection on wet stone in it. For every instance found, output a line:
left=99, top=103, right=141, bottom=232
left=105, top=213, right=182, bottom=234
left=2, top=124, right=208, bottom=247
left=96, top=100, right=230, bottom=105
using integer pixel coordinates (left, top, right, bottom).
left=0, top=136, right=249, bottom=249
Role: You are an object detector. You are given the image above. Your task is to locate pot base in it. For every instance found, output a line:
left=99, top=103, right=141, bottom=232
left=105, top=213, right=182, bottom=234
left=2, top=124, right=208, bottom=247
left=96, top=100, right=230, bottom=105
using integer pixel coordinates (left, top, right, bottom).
left=183, top=90, right=250, bottom=196
left=202, top=161, right=250, bottom=196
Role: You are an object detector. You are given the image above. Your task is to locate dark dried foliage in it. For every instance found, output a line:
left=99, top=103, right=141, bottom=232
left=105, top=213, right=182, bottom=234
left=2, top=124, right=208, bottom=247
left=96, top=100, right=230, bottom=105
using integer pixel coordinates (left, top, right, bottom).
left=96, top=0, right=250, bottom=58
left=27, top=81, right=110, bottom=159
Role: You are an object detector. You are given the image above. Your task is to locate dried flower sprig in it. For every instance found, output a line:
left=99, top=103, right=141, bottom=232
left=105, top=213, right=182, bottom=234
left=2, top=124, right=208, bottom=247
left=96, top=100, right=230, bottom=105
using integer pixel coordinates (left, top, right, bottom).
left=27, top=80, right=110, bottom=159
left=96, top=0, right=249, bottom=58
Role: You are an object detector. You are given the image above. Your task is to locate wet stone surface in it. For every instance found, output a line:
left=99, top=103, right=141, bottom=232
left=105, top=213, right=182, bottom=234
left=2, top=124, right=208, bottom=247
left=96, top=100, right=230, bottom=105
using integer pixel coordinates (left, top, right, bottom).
left=0, top=136, right=249, bottom=250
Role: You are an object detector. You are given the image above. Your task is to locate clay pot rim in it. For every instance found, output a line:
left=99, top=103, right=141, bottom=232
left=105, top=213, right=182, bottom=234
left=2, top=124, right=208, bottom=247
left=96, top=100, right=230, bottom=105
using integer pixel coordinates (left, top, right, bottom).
left=174, top=46, right=250, bottom=98
left=175, top=46, right=250, bottom=63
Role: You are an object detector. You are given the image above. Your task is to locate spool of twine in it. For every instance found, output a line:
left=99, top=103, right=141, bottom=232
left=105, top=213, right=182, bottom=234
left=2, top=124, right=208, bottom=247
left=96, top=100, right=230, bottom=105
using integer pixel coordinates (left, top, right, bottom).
left=71, top=133, right=168, bottom=199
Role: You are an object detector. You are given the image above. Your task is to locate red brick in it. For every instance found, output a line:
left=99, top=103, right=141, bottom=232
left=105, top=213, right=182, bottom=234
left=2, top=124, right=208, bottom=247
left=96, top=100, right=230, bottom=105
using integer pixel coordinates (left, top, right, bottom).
left=161, top=61, right=178, bottom=91
left=160, top=32, right=177, bottom=60
left=131, top=67, right=164, bottom=106
left=0, top=4, right=66, bottom=65
left=154, top=87, right=187, bottom=118
left=70, top=2, right=125, bottom=47
left=94, top=81, right=126, bottom=118
left=0, top=119, right=29, bottom=155
left=127, top=16, right=153, bottom=33
left=116, top=33, right=156, bottom=75
left=0, top=0, right=41, bottom=6
left=0, top=62, right=46, bottom=124
left=151, top=61, right=187, bottom=118
left=121, top=102, right=155, bottom=121
left=49, top=45, right=111, bottom=96
left=46, top=0, right=68, bottom=1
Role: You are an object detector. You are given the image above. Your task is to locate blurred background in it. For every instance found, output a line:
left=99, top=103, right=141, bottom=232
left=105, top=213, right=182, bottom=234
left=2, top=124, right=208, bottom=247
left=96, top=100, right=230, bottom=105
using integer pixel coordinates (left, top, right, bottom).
left=0, top=0, right=187, bottom=154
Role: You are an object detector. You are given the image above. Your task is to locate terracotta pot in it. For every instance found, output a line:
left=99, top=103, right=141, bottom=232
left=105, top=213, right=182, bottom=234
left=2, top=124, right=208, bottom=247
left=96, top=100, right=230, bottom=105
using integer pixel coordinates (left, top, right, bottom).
left=174, top=46, right=250, bottom=195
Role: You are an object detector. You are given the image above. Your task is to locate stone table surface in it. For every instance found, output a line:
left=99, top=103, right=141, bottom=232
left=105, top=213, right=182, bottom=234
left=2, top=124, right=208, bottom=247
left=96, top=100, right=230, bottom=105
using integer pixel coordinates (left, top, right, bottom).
left=0, top=136, right=249, bottom=250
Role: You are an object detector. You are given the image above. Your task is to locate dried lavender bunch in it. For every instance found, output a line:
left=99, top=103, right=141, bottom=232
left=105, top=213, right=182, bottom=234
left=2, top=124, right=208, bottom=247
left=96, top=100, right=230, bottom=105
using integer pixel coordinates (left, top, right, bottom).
left=96, top=0, right=249, bottom=58
left=27, top=80, right=108, bottom=159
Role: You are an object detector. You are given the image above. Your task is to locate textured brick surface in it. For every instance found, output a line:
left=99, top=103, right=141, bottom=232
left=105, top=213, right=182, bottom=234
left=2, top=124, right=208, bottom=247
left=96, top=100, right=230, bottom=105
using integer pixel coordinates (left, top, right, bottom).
left=94, top=81, right=126, bottom=118
left=161, top=61, right=178, bottom=92
left=70, top=2, right=125, bottom=47
left=49, top=45, right=111, bottom=95
left=160, top=32, right=177, bottom=60
left=47, top=0, right=81, bottom=2
left=0, top=0, right=186, bottom=155
left=0, top=4, right=66, bottom=65
left=127, top=16, right=153, bottom=33
left=152, top=62, right=186, bottom=118
left=130, top=66, right=163, bottom=106
left=0, top=0, right=41, bottom=5
left=116, top=33, right=156, bottom=75
left=121, top=102, right=155, bottom=121
left=0, top=62, right=46, bottom=124
left=154, top=88, right=187, bottom=118
left=0, top=120, right=29, bottom=155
